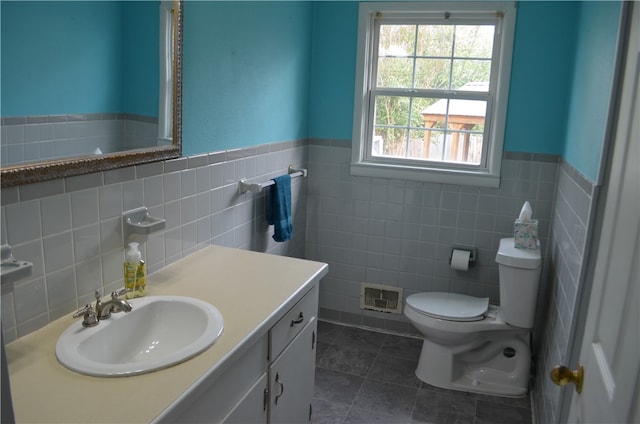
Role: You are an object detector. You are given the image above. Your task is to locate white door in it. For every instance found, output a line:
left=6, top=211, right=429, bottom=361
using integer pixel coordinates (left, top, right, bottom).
left=564, top=4, right=640, bottom=423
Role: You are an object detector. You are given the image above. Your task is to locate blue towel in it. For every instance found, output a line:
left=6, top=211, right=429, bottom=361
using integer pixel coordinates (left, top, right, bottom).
left=267, top=174, right=292, bottom=242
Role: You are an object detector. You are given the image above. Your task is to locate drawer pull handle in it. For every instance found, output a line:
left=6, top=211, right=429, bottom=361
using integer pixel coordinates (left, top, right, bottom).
left=290, top=312, right=304, bottom=327
left=275, top=372, right=285, bottom=405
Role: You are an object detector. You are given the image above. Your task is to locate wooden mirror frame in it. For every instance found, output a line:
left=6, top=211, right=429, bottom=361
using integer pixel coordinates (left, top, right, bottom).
left=0, top=0, right=183, bottom=189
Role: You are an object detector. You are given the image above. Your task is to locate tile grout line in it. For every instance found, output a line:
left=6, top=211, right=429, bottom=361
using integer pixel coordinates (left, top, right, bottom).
left=313, top=322, right=533, bottom=424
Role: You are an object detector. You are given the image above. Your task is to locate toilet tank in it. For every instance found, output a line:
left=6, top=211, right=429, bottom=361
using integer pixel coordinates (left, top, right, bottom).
left=495, top=237, right=542, bottom=328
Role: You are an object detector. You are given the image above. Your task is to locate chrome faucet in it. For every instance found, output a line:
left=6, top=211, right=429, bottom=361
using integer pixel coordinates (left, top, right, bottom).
left=96, top=297, right=133, bottom=320
left=73, top=289, right=133, bottom=327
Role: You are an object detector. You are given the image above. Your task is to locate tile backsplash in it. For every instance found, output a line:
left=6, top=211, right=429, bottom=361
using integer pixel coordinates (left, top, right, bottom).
left=1, top=140, right=308, bottom=341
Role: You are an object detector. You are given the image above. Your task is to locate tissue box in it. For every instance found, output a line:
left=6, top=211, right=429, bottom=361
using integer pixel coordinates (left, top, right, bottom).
left=514, top=219, right=538, bottom=249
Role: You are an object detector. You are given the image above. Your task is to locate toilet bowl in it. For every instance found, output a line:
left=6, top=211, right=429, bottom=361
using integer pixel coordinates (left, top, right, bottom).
left=403, top=238, right=541, bottom=397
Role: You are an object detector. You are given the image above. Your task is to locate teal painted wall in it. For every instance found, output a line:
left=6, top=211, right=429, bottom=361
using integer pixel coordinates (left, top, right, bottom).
left=184, top=1, right=585, bottom=154
left=307, top=1, right=581, bottom=155
left=123, top=1, right=160, bottom=117
left=2, top=0, right=621, bottom=178
left=1, top=1, right=123, bottom=115
left=563, top=1, right=621, bottom=183
left=181, top=1, right=313, bottom=156
left=503, top=2, right=578, bottom=155
left=308, top=2, right=358, bottom=139
left=1, top=1, right=158, bottom=117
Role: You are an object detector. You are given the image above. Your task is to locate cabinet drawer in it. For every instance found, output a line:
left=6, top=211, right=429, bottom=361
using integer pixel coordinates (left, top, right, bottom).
left=269, top=285, right=318, bottom=360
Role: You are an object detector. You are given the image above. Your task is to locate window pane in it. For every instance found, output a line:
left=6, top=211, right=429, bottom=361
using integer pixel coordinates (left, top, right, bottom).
left=422, top=115, right=447, bottom=130
left=421, top=98, right=450, bottom=126
left=411, top=97, right=434, bottom=128
left=372, top=128, right=408, bottom=157
left=442, top=130, right=483, bottom=165
left=444, top=99, right=487, bottom=131
left=467, top=133, right=484, bottom=165
left=407, top=129, right=430, bottom=160
left=423, top=129, right=446, bottom=161
left=377, top=57, right=414, bottom=88
left=451, top=60, right=491, bottom=90
left=375, top=95, right=410, bottom=127
left=416, top=25, right=453, bottom=57
left=415, top=58, right=450, bottom=89
left=379, top=25, right=416, bottom=57
left=454, top=25, right=494, bottom=58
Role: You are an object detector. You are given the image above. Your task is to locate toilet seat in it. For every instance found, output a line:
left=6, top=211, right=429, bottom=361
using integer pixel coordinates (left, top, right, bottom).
left=406, top=292, right=489, bottom=322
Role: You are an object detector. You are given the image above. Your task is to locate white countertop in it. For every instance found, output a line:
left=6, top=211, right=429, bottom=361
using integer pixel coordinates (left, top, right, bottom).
left=6, top=245, right=328, bottom=423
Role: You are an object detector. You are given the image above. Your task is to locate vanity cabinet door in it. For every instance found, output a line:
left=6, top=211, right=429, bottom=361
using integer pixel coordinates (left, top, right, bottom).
left=157, top=335, right=268, bottom=424
left=222, top=373, right=268, bottom=424
left=269, top=318, right=317, bottom=424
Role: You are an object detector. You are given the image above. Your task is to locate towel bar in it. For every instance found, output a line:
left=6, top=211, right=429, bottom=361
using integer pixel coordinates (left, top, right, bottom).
left=238, top=165, right=307, bottom=194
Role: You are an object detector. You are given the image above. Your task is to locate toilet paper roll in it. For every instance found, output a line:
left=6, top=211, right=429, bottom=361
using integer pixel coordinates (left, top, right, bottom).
left=450, top=249, right=471, bottom=271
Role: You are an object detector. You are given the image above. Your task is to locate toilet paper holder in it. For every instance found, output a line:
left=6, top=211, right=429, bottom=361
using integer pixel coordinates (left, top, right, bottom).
left=450, top=246, right=477, bottom=266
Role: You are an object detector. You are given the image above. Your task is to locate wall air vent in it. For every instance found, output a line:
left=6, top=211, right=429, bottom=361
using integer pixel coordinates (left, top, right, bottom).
left=360, top=283, right=403, bottom=314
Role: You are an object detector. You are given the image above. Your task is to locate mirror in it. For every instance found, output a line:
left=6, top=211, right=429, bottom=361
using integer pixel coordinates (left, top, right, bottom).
left=0, top=0, right=183, bottom=188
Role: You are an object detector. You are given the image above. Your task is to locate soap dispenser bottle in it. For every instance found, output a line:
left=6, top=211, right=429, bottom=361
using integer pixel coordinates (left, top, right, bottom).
left=124, top=242, right=146, bottom=299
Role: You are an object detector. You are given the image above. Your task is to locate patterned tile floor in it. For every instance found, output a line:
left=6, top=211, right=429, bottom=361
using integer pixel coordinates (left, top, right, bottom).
left=313, top=321, right=532, bottom=424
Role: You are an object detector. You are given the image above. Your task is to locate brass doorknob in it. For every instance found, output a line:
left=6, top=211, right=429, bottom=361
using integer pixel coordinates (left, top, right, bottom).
left=550, top=364, right=584, bottom=394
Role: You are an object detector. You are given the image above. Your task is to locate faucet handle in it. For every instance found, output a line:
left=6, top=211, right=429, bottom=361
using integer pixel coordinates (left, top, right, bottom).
left=111, top=287, right=130, bottom=299
left=72, top=304, right=99, bottom=327
left=73, top=304, right=93, bottom=318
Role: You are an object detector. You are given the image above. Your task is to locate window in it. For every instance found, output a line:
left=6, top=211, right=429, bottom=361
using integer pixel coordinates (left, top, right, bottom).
left=351, top=2, right=516, bottom=187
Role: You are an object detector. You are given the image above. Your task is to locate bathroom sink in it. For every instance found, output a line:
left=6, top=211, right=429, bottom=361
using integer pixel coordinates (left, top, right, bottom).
left=56, top=296, right=224, bottom=377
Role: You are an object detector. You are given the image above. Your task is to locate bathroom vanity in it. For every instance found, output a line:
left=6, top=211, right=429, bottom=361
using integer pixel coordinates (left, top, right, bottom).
left=5, top=245, right=328, bottom=423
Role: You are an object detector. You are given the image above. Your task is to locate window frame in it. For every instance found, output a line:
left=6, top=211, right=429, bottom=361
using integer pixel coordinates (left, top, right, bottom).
left=351, top=2, right=516, bottom=188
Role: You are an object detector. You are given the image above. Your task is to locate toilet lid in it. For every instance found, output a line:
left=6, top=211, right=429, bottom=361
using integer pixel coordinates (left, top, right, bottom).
left=406, top=292, right=489, bottom=322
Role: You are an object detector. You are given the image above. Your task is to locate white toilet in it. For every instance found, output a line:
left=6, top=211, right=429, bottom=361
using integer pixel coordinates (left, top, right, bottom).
left=403, top=237, right=541, bottom=397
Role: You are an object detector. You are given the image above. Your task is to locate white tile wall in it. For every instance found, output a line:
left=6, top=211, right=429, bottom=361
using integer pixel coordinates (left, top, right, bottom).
left=306, top=141, right=595, bottom=422
left=1, top=135, right=594, bottom=424
left=0, top=140, right=308, bottom=341
left=305, top=140, right=559, bottom=335
left=532, top=161, right=595, bottom=424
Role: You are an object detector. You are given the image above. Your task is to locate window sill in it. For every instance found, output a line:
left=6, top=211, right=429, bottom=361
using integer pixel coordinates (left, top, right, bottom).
left=350, top=161, right=500, bottom=188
